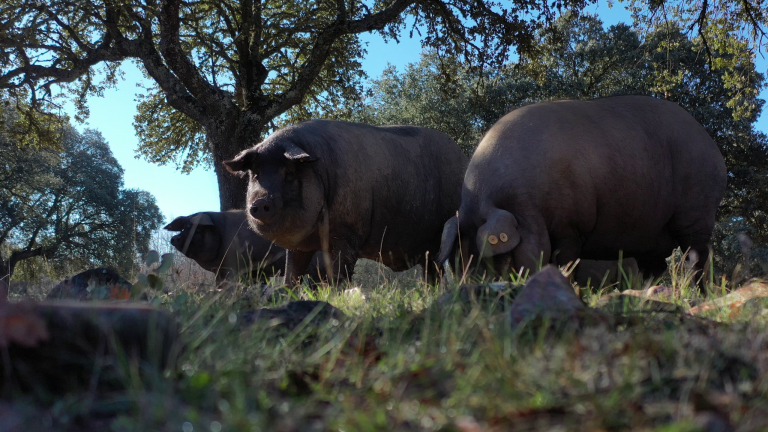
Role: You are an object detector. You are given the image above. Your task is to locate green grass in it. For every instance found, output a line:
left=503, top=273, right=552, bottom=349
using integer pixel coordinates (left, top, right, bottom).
left=6, top=257, right=768, bottom=431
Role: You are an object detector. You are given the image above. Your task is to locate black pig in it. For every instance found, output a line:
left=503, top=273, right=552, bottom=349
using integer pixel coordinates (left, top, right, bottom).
left=437, top=96, right=727, bottom=284
left=164, top=210, right=285, bottom=283
left=224, top=120, right=468, bottom=284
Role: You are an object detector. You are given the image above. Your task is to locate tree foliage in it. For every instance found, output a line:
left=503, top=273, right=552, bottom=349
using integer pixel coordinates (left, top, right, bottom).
left=1, top=0, right=767, bottom=211
left=0, top=0, right=692, bottom=210
left=352, top=14, right=768, bottom=245
left=0, top=106, right=163, bottom=281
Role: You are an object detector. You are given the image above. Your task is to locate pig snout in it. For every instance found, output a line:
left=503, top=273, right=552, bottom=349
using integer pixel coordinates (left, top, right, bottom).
left=170, top=234, right=184, bottom=248
left=250, top=197, right=278, bottom=222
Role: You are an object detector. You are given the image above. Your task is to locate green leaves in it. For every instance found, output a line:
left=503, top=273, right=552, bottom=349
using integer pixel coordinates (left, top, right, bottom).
left=0, top=106, right=164, bottom=279
left=351, top=13, right=768, bottom=246
left=134, top=251, right=174, bottom=296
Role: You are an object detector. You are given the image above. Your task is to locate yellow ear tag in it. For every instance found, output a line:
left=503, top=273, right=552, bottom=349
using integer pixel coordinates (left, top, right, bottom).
left=499, top=233, right=508, bottom=242
left=488, top=235, right=499, bottom=245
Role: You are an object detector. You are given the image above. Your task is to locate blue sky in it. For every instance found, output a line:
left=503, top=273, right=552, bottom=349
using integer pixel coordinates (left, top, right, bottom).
left=65, top=2, right=767, bottom=223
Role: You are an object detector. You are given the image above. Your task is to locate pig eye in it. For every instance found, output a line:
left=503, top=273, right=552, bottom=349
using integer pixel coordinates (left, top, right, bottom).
left=285, top=171, right=296, bottom=182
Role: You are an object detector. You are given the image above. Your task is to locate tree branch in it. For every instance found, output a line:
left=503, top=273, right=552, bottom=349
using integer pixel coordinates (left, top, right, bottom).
left=261, top=0, right=415, bottom=120
left=159, top=0, right=231, bottom=116
left=113, top=4, right=209, bottom=125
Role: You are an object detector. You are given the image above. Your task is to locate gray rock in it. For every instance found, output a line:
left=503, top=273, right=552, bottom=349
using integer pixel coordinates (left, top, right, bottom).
left=1, top=301, right=180, bottom=394
left=240, top=300, right=345, bottom=332
left=46, top=268, right=133, bottom=301
left=508, top=265, right=603, bottom=329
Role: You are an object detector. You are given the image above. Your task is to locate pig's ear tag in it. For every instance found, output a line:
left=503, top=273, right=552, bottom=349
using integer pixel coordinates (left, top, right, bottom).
left=476, top=209, right=520, bottom=258
left=284, top=142, right=318, bottom=163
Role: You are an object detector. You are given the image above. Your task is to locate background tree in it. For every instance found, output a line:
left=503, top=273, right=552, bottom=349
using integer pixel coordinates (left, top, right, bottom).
left=0, top=0, right=600, bottom=210
left=0, top=106, right=163, bottom=284
left=352, top=14, right=768, bottom=274
left=4, top=0, right=767, bottom=211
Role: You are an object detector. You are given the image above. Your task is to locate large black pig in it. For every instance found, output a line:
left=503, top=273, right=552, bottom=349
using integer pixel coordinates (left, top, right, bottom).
left=164, top=210, right=285, bottom=283
left=437, top=96, right=727, bottom=283
left=223, top=120, right=468, bottom=284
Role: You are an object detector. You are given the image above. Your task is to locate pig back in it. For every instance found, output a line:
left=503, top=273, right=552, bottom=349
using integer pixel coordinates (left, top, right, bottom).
left=307, top=121, right=467, bottom=269
left=465, top=96, right=725, bottom=257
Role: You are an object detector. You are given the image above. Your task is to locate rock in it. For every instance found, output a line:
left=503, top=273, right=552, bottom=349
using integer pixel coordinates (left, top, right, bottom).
left=352, top=258, right=422, bottom=289
left=0, top=300, right=180, bottom=395
left=240, top=300, right=345, bottom=332
left=689, top=282, right=768, bottom=315
left=508, top=265, right=604, bottom=329
left=46, top=268, right=134, bottom=301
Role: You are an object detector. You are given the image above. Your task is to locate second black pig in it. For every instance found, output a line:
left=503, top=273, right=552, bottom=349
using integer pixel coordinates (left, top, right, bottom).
left=164, top=210, right=285, bottom=283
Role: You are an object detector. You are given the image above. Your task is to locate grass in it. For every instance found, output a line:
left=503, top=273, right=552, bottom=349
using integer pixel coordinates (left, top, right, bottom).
left=4, top=256, right=768, bottom=431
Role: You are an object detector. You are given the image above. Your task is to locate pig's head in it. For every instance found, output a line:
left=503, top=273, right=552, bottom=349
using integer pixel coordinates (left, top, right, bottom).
left=164, top=213, right=221, bottom=262
left=223, top=136, right=324, bottom=249
left=436, top=207, right=521, bottom=277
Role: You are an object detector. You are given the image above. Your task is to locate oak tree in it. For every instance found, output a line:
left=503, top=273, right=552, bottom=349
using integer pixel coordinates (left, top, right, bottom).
left=0, top=106, right=163, bottom=283
left=0, top=0, right=606, bottom=210
left=353, top=14, right=768, bottom=247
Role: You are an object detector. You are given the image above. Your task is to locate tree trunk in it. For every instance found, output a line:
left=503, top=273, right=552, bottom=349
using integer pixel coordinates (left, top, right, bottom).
left=0, top=255, right=9, bottom=300
left=213, top=154, right=249, bottom=211
left=0, top=248, right=47, bottom=289
left=207, top=116, right=265, bottom=211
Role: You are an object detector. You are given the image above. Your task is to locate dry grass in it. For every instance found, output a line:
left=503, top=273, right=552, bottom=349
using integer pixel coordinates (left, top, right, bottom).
left=4, top=250, right=768, bottom=432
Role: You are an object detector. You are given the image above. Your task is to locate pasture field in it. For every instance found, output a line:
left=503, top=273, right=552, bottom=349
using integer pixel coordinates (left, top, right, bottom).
left=4, top=256, right=768, bottom=432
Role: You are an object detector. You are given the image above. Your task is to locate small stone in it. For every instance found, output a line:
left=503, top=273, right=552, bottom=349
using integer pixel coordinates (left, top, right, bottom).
left=508, top=265, right=598, bottom=329
left=240, top=300, right=345, bottom=332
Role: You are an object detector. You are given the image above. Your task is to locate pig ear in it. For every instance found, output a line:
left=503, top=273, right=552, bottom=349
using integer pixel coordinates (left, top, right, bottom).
left=190, top=213, right=215, bottom=226
left=476, top=209, right=520, bottom=258
left=283, top=142, right=317, bottom=163
left=223, top=150, right=257, bottom=176
left=164, top=216, right=189, bottom=231
left=436, top=215, right=459, bottom=264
